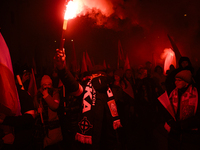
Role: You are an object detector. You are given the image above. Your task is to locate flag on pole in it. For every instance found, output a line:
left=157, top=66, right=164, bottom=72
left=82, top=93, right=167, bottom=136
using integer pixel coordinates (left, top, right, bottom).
left=167, top=34, right=182, bottom=65
left=117, top=40, right=125, bottom=69
left=81, top=52, right=88, bottom=74
left=85, top=51, right=93, bottom=71
left=0, top=33, right=21, bottom=116
left=28, top=68, right=38, bottom=98
left=124, top=54, right=131, bottom=70
left=158, top=91, right=176, bottom=120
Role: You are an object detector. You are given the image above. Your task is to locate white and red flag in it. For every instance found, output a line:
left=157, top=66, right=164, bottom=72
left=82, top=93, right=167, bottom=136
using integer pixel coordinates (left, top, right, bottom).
left=0, top=33, right=21, bottom=116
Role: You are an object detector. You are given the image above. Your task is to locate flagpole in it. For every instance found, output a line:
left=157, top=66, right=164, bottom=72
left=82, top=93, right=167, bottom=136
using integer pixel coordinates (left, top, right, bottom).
left=16, top=75, right=25, bottom=90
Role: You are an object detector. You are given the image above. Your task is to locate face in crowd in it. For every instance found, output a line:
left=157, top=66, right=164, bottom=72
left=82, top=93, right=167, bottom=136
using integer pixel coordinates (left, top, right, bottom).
left=175, top=78, right=188, bottom=89
left=42, top=82, right=52, bottom=91
left=181, top=61, right=189, bottom=68
left=41, top=75, right=53, bottom=91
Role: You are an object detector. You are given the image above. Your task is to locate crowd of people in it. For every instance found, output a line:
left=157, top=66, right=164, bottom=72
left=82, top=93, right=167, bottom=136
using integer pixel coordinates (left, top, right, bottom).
left=1, top=48, right=200, bottom=150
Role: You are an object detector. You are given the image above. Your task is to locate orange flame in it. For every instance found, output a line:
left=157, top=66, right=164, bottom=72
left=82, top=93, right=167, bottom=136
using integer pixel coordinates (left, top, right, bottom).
left=161, top=48, right=176, bottom=75
left=64, top=1, right=79, bottom=20
left=63, top=0, right=114, bottom=20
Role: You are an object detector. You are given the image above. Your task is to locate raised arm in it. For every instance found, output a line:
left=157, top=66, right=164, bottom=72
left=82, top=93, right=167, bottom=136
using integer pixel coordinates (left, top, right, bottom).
left=54, top=49, right=83, bottom=96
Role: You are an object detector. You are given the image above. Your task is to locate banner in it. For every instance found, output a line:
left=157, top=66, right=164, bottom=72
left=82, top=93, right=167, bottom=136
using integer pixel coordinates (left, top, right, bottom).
left=0, top=33, right=21, bottom=116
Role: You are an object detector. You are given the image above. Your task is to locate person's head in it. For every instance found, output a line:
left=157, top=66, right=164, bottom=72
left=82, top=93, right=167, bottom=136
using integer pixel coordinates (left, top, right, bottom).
left=114, top=69, right=122, bottom=82
left=41, top=75, right=52, bottom=90
left=124, top=69, right=132, bottom=79
left=145, top=61, right=152, bottom=69
left=114, top=74, right=120, bottom=82
left=178, top=57, right=192, bottom=69
left=169, top=64, right=175, bottom=70
left=154, top=65, right=163, bottom=74
left=106, top=69, right=114, bottom=77
left=175, top=70, right=192, bottom=89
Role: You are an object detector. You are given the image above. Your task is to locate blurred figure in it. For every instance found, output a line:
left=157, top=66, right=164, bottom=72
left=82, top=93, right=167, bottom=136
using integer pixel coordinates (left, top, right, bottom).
left=145, top=61, right=153, bottom=78
left=0, top=82, right=35, bottom=150
left=21, top=68, right=31, bottom=91
left=134, top=66, right=159, bottom=150
left=153, top=65, right=166, bottom=92
left=166, top=65, right=175, bottom=75
left=106, top=68, right=114, bottom=86
left=34, top=75, right=63, bottom=150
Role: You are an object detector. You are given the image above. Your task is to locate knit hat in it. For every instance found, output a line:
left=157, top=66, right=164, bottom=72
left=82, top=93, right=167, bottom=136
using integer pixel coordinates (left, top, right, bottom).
left=175, top=70, right=192, bottom=83
left=41, top=75, right=52, bottom=86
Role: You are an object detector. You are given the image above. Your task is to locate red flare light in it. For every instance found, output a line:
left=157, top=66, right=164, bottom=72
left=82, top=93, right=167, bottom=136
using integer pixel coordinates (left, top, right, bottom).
left=64, top=1, right=79, bottom=20
left=161, top=48, right=176, bottom=75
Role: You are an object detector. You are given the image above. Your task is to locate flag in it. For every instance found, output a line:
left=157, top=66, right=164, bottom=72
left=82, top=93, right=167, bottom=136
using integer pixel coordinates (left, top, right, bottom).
left=117, top=40, right=125, bottom=69
left=103, top=60, right=107, bottom=69
left=28, top=68, right=37, bottom=98
left=158, top=91, right=176, bottom=120
left=0, top=33, right=21, bottom=116
left=85, top=51, right=93, bottom=71
left=81, top=52, right=88, bottom=74
left=167, top=35, right=182, bottom=65
left=124, top=54, right=131, bottom=70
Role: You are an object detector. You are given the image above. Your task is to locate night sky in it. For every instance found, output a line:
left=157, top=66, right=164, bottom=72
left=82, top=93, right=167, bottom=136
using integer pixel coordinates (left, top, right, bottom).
left=1, top=0, right=200, bottom=73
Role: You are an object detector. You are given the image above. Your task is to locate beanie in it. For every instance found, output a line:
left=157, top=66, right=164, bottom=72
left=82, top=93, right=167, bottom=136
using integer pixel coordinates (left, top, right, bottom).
left=175, top=70, right=192, bottom=83
left=41, top=75, right=52, bottom=86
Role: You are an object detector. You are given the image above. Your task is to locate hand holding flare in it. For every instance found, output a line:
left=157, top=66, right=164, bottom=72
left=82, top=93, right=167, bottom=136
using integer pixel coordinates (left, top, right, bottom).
left=54, top=49, right=66, bottom=70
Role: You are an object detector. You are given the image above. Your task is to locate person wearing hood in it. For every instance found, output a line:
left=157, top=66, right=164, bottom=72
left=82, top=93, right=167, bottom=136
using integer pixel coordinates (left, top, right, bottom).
left=34, top=75, right=63, bottom=150
left=165, top=56, right=194, bottom=95
left=53, top=49, right=122, bottom=150
left=158, top=69, right=200, bottom=150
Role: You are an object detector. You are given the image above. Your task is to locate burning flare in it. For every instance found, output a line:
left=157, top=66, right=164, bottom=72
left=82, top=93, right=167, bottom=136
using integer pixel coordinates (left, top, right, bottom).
left=64, top=0, right=114, bottom=20
left=161, top=48, right=176, bottom=75
left=64, top=1, right=79, bottom=20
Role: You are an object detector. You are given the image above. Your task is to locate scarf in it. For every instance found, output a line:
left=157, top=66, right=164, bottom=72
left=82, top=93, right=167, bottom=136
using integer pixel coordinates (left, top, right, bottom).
left=169, top=85, right=198, bottom=120
left=75, top=75, right=122, bottom=145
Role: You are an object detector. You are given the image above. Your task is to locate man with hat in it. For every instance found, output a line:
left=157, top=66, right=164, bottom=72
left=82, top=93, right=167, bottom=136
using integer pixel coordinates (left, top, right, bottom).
left=158, top=69, right=200, bottom=150
left=35, top=75, right=63, bottom=149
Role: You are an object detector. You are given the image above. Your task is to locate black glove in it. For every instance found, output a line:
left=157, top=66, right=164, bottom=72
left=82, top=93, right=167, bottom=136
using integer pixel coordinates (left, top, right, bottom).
left=167, top=119, right=181, bottom=133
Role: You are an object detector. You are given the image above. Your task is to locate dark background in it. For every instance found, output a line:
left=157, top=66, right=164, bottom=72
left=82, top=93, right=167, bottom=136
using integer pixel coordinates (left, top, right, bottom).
left=1, top=0, right=200, bottom=73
